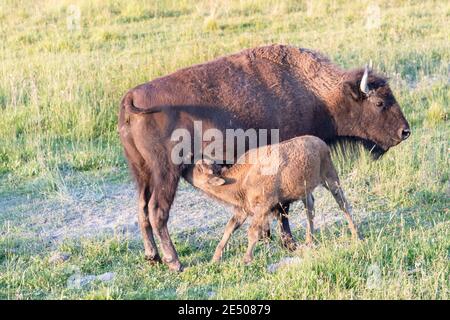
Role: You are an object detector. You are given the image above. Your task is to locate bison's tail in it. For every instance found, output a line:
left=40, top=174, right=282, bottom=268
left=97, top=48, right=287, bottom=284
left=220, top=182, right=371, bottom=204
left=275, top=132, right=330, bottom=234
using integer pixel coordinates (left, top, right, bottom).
left=122, top=91, right=162, bottom=115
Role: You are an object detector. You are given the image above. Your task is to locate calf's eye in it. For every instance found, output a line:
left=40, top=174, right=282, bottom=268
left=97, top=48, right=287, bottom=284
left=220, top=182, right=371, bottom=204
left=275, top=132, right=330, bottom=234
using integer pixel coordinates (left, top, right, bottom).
left=376, top=101, right=384, bottom=108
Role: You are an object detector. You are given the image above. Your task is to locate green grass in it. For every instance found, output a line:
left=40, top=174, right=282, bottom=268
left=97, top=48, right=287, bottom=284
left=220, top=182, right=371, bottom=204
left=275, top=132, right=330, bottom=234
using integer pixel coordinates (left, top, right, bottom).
left=0, top=0, right=449, bottom=299
left=1, top=208, right=448, bottom=299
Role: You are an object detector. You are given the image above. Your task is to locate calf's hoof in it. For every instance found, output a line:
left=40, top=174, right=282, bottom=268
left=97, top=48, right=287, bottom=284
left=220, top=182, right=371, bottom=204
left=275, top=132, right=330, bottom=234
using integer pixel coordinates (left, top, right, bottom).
left=261, top=230, right=272, bottom=243
left=282, top=239, right=298, bottom=252
left=352, top=232, right=363, bottom=242
left=243, top=256, right=253, bottom=265
left=304, top=239, right=316, bottom=248
left=145, top=254, right=162, bottom=265
left=303, top=242, right=317, bottom=250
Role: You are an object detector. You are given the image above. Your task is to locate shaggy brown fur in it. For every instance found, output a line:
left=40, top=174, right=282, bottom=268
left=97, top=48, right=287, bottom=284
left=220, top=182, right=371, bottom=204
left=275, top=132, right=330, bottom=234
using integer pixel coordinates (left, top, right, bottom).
left=119, top=44, right=409, bottom=271
left=185, top=135, right=359, bottom=264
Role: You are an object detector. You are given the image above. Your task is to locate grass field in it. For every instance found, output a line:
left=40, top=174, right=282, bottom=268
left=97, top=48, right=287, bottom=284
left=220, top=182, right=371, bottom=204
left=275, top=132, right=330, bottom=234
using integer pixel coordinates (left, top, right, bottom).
left=0, top=0, right=449, bottom=299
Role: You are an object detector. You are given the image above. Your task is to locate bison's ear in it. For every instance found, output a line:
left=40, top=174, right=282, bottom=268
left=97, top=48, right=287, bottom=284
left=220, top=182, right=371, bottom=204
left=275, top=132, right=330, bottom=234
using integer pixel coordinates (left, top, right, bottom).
left=343, top=80, right=362, bottom=101
left=208, top=177, right=226, bottom=186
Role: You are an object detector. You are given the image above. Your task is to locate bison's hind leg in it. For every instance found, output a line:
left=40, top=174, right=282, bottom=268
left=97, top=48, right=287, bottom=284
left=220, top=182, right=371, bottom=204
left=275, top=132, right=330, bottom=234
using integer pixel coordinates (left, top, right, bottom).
left=148, top=166, right=184, bottom=272
left=124, top=145, right=161, bottom=264
left=138, top=179, right=161, bottom=264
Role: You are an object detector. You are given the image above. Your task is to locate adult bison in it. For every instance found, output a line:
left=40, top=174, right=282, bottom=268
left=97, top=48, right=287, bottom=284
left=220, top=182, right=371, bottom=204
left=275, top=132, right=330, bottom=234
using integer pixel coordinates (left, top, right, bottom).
left=118, top=44, right=410, bottom=271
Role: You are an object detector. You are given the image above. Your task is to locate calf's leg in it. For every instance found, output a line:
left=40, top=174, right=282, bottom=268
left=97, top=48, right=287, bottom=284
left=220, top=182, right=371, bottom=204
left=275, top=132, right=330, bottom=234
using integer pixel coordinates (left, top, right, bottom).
left=302, top=193, right=315, bottom=246
left=243, top=209, right=269, bottom=264
left=261, top=203, right=295, bottom=251
left=323, top=173, right=360, bottom=241
left=261, top=217, right=272, bottom=242
left=274, top=203, right=297, bottom=251
left=212, top=207, right=247, bottom=262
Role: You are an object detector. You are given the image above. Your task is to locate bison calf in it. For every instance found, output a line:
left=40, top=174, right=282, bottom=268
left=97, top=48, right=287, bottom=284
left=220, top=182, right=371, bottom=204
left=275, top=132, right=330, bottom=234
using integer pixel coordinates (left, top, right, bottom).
left=186, top=135, right=360, bottom=264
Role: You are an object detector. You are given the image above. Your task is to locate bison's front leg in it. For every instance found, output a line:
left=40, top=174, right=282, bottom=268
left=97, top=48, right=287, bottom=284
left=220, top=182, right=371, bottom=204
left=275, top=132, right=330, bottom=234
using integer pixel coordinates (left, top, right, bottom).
left=148, top=173, right=183, bottom=272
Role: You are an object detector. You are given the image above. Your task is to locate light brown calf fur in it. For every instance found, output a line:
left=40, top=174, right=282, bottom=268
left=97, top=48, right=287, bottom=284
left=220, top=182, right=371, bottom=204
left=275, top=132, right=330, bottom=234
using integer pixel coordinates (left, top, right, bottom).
left=185, top=135, right=360, bottom=264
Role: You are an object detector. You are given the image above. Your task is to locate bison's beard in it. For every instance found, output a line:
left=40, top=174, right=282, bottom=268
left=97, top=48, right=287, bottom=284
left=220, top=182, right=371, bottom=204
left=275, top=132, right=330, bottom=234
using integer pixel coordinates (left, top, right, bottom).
left=326, top=136, right=387, bottom=160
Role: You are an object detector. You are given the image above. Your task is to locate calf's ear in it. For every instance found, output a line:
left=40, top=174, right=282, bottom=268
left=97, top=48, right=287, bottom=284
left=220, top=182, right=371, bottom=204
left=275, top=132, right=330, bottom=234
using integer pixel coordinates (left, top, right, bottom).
left=208, top=177, right=226, bottom=186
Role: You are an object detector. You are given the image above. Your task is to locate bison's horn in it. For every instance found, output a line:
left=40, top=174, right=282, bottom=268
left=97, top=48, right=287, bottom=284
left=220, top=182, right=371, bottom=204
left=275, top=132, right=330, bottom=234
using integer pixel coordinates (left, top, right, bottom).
left=360, top=64, right=369, bottom=94
left=368, top=59, right=373, bottom=70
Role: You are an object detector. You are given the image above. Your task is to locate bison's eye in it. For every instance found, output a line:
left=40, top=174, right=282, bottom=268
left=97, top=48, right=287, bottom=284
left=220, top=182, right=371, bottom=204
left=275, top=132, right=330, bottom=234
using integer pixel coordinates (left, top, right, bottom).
left=375, top=101, right=384, bottom=108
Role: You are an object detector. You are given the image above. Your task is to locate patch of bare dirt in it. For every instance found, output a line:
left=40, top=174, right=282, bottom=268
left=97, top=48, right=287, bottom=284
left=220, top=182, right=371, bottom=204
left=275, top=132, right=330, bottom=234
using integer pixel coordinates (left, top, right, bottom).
left=0, top=180, right=360, bottom=244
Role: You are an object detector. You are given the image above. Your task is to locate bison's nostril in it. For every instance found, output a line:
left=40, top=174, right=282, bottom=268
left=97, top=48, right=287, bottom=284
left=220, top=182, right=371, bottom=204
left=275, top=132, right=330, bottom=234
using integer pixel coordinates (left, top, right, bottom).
left=401, top=128, right=411, bottom=140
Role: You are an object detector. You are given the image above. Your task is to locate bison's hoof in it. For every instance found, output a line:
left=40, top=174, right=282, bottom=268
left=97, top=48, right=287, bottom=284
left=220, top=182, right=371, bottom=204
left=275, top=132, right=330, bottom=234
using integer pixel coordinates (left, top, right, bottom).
left=166, top=260, right=184, bottom=272
left=145, top=254, right=162, bottom=265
